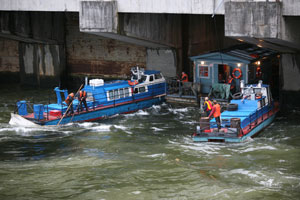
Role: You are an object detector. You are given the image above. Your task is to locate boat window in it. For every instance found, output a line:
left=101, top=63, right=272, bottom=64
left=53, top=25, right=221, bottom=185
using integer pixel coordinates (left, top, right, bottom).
left=132, top=75, right=138, bottom=80
left=134, top=88, right=139, bottom=94
left=109, top=90, right=114, bottom=100
left=149, top=75, right=154, bottom=82
left=139, top=87, right=146, bottom=93
left=199, top=66, right=209, bottom=78
left=119, top=88, right=124, bottom=98
left=86, top=92, right=94, bottom=101
left=114, top=89, right=119, bottom=99
left=155, top=73, right=162, bottom=80
left=140, top=75, right=147, bottom=82
left=124, top=88, right=130, bottom=97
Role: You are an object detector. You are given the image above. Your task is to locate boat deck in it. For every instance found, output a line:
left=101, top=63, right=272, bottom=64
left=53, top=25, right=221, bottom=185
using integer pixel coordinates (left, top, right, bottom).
left=193, top=108, right=278, bottom=142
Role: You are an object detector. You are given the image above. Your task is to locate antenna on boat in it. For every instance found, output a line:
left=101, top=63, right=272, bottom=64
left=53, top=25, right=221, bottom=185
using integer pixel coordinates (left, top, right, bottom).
left=85, top=76, right=88, bottom=86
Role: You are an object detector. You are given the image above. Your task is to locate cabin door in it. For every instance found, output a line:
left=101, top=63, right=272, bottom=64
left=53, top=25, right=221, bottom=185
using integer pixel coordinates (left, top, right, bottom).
left=218, top=64, right=230, bottom=83
left=196, top=63, right=212, bottom=93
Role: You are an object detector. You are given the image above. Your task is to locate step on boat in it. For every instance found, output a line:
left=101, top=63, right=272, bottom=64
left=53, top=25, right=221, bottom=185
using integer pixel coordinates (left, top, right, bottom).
left=9, top=67, right=167, bottom=126
left=192, top=80, right=279, bottom=143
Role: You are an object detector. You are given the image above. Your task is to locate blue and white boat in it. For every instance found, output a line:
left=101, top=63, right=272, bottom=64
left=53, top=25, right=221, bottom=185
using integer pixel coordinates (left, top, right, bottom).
left=9, top=67, right=167, bottom=126
left=193, top=81, right=279, bottom=143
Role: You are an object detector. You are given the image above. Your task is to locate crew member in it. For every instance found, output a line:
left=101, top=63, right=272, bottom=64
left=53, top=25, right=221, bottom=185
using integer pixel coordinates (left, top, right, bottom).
left=208, top=100, right=221, bottom=131
left=227, top=75, right=236, bottom=94
left=78, top=90, right=88, bottom=112
left=181, top=72, right=188, bottom=82
left=203, top=97, right=212, bottom=117
left=65, top=92, right=74, bottom=115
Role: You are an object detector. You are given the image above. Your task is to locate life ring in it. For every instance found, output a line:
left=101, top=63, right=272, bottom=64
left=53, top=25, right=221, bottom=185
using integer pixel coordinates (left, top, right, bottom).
left=128, top=80, right=138, bottom=86
left=232, top=68, right=242, bottom=79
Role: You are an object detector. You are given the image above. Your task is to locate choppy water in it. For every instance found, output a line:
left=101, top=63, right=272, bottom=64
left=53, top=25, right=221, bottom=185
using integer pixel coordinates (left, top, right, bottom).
left=0, top=85, right=300, bottom=200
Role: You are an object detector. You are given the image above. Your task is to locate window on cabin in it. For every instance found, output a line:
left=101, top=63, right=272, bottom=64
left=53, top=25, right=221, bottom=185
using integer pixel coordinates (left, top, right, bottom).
left=119, top=88, right=124, bottom=98
left=149, top=75, right=154, bottom=82
left=134, top=88, right=139, bottom=94
left=139, top=87, right=146, bottom=93
left=109, top=91, right=114, bottom=100
left=140, top=75, right=147, bottom=82
left=124, top=88, right=130, bottom=97
left=132, top=75, right=138, bottom=80
left=199, top=66, right=209, bottom=78
left=114, top=89, right=119, bottom=99
left=155, top=73, right=162, bottom=79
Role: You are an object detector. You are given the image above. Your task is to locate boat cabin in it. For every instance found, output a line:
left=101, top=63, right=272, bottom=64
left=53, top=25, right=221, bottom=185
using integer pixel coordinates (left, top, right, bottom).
left=190, top=52, right=250, bottom=94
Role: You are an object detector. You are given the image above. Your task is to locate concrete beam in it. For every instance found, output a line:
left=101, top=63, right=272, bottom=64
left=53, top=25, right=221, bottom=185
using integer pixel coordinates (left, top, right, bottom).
left=0, top=12, right=65, bottom=44
left=225, top=1, right=300, bottom=52
left=1, top=0, right=300, bottom=17
left=0, top=0, right=225, bottom=15
left=80, top=1, right=182, bottom=48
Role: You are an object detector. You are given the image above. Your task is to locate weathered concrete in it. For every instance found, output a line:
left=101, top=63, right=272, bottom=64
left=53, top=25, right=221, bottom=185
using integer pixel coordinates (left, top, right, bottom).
left=19, top=43, right=65, bottom=87
left=80, top=1, right=118, bottom=33
left=0, top=38, right=19, bottom=72
left=66, top=13, right=147, bottom=78
left=1, top=0, right=300, bottom=17
left=282, top=0, right=300, bottom=16
left=225, top=1, right=300, bottom=52
left=281, top=54, right=300, bottom=91
left=0, top=11, right=65, bottom=44
left=80, top=1, right=182, bottom=48
left=0, top=0, right=225, bottom=15
left=146, top=49, right=176, bottom=78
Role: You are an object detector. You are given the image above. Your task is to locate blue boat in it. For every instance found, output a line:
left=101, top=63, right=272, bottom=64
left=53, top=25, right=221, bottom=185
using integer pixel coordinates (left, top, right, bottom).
left=9, top=67, right=167, bottom=126
left=193, top=81, right=279, bottom=142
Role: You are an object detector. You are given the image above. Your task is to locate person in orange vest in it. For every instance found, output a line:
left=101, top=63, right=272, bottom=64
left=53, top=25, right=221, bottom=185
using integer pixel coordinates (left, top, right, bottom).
left=203, top=97, right=212, bottom=117
left=181, top=72, right=188, bottom=82
left=227, top=75, right=236, bottom=94
left=65, top=92, right=74, bottom=115
left=256, top=66, right=262, bottom=78
left=208, top=100, right=221, bottom=131
left=78, top=90, right=88, bottom=112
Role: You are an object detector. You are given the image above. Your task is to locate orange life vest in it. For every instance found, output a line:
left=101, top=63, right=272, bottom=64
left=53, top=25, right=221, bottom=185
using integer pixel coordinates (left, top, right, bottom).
left=213, top=104, right=221, bottom=118
left=204, top=100, right=212, bottom=111
left=181, top=73, right=188, bottom=82
left=256, top=66, right=262, bottom=78
left=65, top=93, right=74, bottom=104
left=228, top=78, right=234, bottom=90
left=80, top=91, right=87, bottom=99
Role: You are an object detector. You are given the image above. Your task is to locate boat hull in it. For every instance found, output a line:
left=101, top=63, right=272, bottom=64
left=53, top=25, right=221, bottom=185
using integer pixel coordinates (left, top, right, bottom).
left=11, top=96, right=164, bottom=126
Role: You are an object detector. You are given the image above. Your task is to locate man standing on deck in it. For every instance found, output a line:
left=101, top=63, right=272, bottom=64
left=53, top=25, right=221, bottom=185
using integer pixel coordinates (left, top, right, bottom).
left=203, top=97, right=212, bottom=117
left=65, top=93, right=74, bottom=115
left=208, top=100, right=221, bottom=131
left=181, top=72, right=189, bottom=82
left=227, top=75, right=236, bottom=94
left=78, top=90, right=88, bottom=112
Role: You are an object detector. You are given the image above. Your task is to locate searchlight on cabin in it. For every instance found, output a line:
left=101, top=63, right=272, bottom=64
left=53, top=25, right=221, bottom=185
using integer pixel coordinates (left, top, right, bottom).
left=200, top=61, right=205, bottom=65
left=237, top=63, right=242, bottom=67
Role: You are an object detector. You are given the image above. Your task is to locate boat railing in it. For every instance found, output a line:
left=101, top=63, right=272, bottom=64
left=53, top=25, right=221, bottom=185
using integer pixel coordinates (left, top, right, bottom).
left=249, top=101, right=272, bottom=130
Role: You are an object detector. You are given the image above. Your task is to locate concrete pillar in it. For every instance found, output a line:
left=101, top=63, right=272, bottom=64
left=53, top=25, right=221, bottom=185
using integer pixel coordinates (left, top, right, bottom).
left=80, top=1, right=118, bottom=33
left=280, top=54, right=300, bottom=107
left=19, top=43, right=65, bottom=87
left=146, top=49, right=176, bottom=78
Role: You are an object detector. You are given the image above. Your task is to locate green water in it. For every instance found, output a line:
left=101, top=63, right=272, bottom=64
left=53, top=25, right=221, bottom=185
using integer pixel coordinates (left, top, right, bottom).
left=0, top=85, right=299, bottom=200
